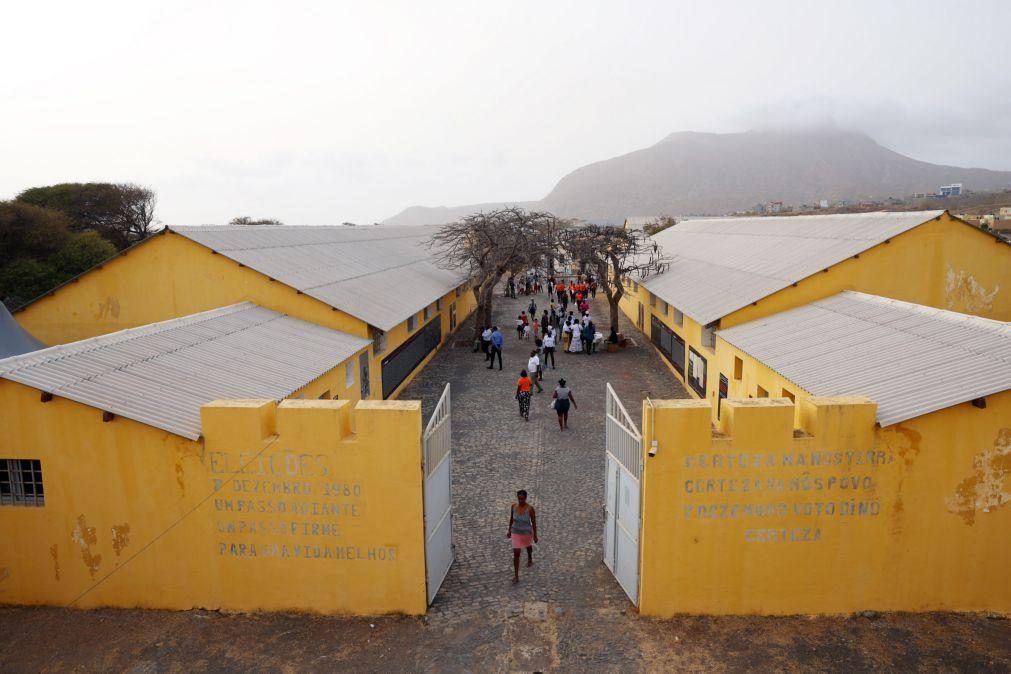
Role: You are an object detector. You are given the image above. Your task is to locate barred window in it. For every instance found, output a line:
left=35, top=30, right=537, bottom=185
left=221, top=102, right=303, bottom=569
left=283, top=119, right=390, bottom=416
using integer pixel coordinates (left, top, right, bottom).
left=0, top=459, right=44, bottom=507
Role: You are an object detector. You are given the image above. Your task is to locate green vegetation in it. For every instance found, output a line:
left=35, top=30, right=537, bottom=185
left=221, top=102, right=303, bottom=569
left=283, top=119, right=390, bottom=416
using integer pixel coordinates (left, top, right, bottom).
left=1, top=182, right=156, bottom=310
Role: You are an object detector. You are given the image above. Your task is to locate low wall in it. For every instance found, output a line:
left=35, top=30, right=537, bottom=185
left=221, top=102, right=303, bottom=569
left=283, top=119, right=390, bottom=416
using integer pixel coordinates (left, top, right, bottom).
left=640, top=395, right=1011, bottom=615
left=0, top=387, right=427, bottom=615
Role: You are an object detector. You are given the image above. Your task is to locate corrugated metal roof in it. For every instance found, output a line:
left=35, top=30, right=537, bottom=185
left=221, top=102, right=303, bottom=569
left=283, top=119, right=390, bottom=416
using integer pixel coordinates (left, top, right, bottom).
left=171, top=225, right=465, bottom=331
left=641, top=211, right=944, bottom=325
left=0, top=303, right=370, bottom=440
left=1, top=303, right=45, bottom=358
left=716, top=291, right=1011, bottom=426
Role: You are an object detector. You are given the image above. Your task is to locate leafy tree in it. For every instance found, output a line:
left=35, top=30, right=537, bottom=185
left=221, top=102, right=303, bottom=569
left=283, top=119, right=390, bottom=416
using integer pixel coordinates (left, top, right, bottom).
left=229, top=216, right=284, bottom=226
left=0, top=201, right=116, bottom=309
left=51, top=231, right=116, bottom=277
left=0, top=202, right=71, bottom=267
left=16, top=182, right=157, bottom=249
left=429, top=207, right=563, bottom=340
left=561, top=224, right=671, bottom=332
left=643, top=215, right=677, bottom=236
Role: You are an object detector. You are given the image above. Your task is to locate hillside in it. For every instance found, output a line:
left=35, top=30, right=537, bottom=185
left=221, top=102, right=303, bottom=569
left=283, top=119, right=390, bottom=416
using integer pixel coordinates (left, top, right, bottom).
left=384, top=129, right=1011, bottom=225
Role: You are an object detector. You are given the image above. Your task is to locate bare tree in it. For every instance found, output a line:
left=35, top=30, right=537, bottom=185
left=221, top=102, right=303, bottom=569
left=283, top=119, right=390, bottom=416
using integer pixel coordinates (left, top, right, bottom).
left=561, top=224, right=671, bottom=332
left=229, top=216, right=284, bottom=226
left=643, top=215, right=677, bottom=236
left=429, top=207, right=562, bottom=340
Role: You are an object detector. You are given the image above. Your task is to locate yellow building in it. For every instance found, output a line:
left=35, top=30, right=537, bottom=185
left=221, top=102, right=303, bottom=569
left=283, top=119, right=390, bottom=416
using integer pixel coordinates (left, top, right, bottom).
left=638, top=292, right=1011, bottom=615
left=620, top=210, right=1010, bottom=419
left=13, top=225, right=476, bottom=402
left=0, top=303, right=432, bottom=614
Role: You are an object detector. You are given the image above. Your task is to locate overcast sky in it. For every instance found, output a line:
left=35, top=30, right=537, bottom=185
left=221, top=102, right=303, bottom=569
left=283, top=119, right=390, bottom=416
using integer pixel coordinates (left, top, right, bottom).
left=2, top=0, right=1009, bottom=225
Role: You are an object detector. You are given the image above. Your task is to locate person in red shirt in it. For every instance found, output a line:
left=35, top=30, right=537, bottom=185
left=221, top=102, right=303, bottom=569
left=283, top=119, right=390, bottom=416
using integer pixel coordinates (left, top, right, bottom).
left=515, top=370, right=534, bottom=421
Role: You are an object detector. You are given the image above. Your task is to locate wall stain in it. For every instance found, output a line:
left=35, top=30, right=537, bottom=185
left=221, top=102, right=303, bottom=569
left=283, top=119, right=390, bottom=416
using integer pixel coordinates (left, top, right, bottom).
left=95, top=296, right=121, bottom=320
left=0, top=567, right=10, bottom=585
left=175, top=463, right=186, bottom=496
left=946, top=428, right=1011, bottom=525
left=111, top=523, right=131, bottom=556
left=50, top=544, right=60, bottom=581
left=71, top=514, right=103, bottom=578
left=879, top=424, right=921, bottom=534
left=945, top=267, right=999, bottom=314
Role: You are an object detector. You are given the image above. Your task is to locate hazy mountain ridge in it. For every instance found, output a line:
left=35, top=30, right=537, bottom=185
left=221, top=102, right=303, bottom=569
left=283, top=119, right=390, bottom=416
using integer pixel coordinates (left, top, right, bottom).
left=384, top=129, right=1011, bottom=225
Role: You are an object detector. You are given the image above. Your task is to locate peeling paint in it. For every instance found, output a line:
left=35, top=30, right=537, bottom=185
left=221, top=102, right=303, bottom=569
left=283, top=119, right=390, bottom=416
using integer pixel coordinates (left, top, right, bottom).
left=50, top=544, right=60, bottom=581
left=111, top=523, right=131, bottom=556
left=946, top=428, right=1011, bottom=525
left=71, top=514, right=103, bottom=578
left=945, top=267, right=999, bottom=313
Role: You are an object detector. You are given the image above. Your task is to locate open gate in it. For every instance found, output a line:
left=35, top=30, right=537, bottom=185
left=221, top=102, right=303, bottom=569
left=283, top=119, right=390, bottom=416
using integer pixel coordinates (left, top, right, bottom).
left=603, top=382, right=642, bottom=606
left=423, top=383, right=454, bottom=604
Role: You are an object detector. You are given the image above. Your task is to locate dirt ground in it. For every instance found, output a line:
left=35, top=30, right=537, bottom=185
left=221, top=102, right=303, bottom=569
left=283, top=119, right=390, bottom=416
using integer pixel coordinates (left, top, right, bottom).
left=1, top=606, right=1009, bottom=672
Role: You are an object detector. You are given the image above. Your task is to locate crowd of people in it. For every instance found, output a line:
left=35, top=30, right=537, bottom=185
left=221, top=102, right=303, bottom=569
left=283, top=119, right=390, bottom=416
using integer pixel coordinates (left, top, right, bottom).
left=479, top=270, right=602, bottom=431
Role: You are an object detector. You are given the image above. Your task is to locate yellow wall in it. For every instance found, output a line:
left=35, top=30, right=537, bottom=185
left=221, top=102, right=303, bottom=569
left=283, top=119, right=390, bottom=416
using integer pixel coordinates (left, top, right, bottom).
left=714, top=336, right=810, bottom=426
left=621, top=213, right=1011, bottom=420
left=13, top=231, right=476, bottom=403
left=0, top=381, right=428, bottom=615
left=639, top=393, right=1011, bottom=615
left=722, top=214, right=1011, bottom=327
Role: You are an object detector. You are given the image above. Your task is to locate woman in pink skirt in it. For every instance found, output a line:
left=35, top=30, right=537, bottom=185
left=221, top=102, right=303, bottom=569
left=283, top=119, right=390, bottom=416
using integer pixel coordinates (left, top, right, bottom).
left=507, top=489, right=538, bottom=583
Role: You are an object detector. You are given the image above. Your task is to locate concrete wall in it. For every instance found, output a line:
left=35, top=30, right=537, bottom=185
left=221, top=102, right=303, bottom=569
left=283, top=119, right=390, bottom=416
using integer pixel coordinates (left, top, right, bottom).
left=13, top=230, right=476, bottom=403
left=620, top=213, right=1011, bottom=421
left=0, top=381, right=428, bottom=615
left=639, top=393, right=1011, bottom=615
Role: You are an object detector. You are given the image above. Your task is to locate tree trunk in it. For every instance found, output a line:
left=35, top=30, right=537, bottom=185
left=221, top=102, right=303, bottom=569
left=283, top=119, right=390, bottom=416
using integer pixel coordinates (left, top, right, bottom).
left=608, top=297, right=620, bottom=333
left=472, top=275, right=500, bottom=340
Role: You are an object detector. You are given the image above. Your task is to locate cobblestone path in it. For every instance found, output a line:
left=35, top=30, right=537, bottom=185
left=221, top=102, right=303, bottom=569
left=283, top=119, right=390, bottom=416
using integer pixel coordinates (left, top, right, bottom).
left=400, top=290, right=687, bottom=670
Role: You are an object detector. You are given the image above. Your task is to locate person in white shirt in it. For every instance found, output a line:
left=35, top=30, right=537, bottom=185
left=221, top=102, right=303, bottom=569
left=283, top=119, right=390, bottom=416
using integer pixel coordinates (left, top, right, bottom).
left=542, top=332, right=556, bottom=369
left=527, top=350, right=543, bottom=392
left=481, top=326, right=493, bottom=361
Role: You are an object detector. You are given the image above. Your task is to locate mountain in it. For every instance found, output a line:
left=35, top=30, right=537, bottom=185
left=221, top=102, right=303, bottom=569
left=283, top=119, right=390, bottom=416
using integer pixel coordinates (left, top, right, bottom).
left=382, top=201, right=538, bottom=227
left=384, top=129, right=1011, bottom=225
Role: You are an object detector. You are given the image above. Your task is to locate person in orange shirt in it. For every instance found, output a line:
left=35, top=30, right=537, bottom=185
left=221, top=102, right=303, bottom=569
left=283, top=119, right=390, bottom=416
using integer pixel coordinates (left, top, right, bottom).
left=515, top=370, right=534, bottom=421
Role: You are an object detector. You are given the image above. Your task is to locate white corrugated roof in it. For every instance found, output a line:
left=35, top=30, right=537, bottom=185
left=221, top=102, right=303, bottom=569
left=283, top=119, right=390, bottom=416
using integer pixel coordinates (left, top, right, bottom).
left=171, top=225, right=465, bottom=331
left=717, top=291, right=1011, bottom=426
left=641, top=211, right=944, bottom=325
left=0, top=303, right=370, bottom=439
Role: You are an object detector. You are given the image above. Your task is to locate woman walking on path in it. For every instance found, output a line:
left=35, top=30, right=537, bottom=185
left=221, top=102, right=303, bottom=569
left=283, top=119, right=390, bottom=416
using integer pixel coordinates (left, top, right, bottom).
left=507, top=489, right=538, bottom=583
left=552, top=378, right=577, bottom=430
left=567, top=321, right=583, bottom=353
left=515, top=370, right=534, bottom=421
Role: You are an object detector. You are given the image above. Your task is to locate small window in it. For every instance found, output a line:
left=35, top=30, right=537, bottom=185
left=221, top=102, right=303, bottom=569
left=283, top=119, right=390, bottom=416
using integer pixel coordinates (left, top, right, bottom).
left=373, top=329, right=387, bottom=354
left=649, top=292, right=656, bottom=307
left=407, top=315, right=416, bottom=332
left=673, top=308, right=683, bottom=326
left=345, top=361, right=355, bottom=388
left=660, top=300, right=668, bottom=316
left=782, top=388, right=795, bottom=402
left=318, top=390, right=331, bottom=400
left=734, top=356, right=743, bottom=380
left=757, top=386, right=768, bottom=398
left=423, top=306, right=430, bottom=321
left=633, top=282, right=639, bottom=293
left=0, top=459, right=44, bottom=507
left=436, top=298, right=442, bottom=311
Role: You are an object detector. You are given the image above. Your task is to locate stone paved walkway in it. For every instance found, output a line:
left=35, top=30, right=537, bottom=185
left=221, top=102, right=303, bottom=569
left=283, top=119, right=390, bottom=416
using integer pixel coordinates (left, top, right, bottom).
left=2, top=290, right=1009, bottom=672
left=399, top=290, right=686, bottom=670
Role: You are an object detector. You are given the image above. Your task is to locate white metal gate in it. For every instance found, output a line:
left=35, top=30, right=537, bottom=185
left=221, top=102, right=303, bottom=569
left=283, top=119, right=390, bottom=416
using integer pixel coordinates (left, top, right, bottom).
left=423, top=383, right=454, bottom=604
left=603, top=382, right=642, bottom=606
